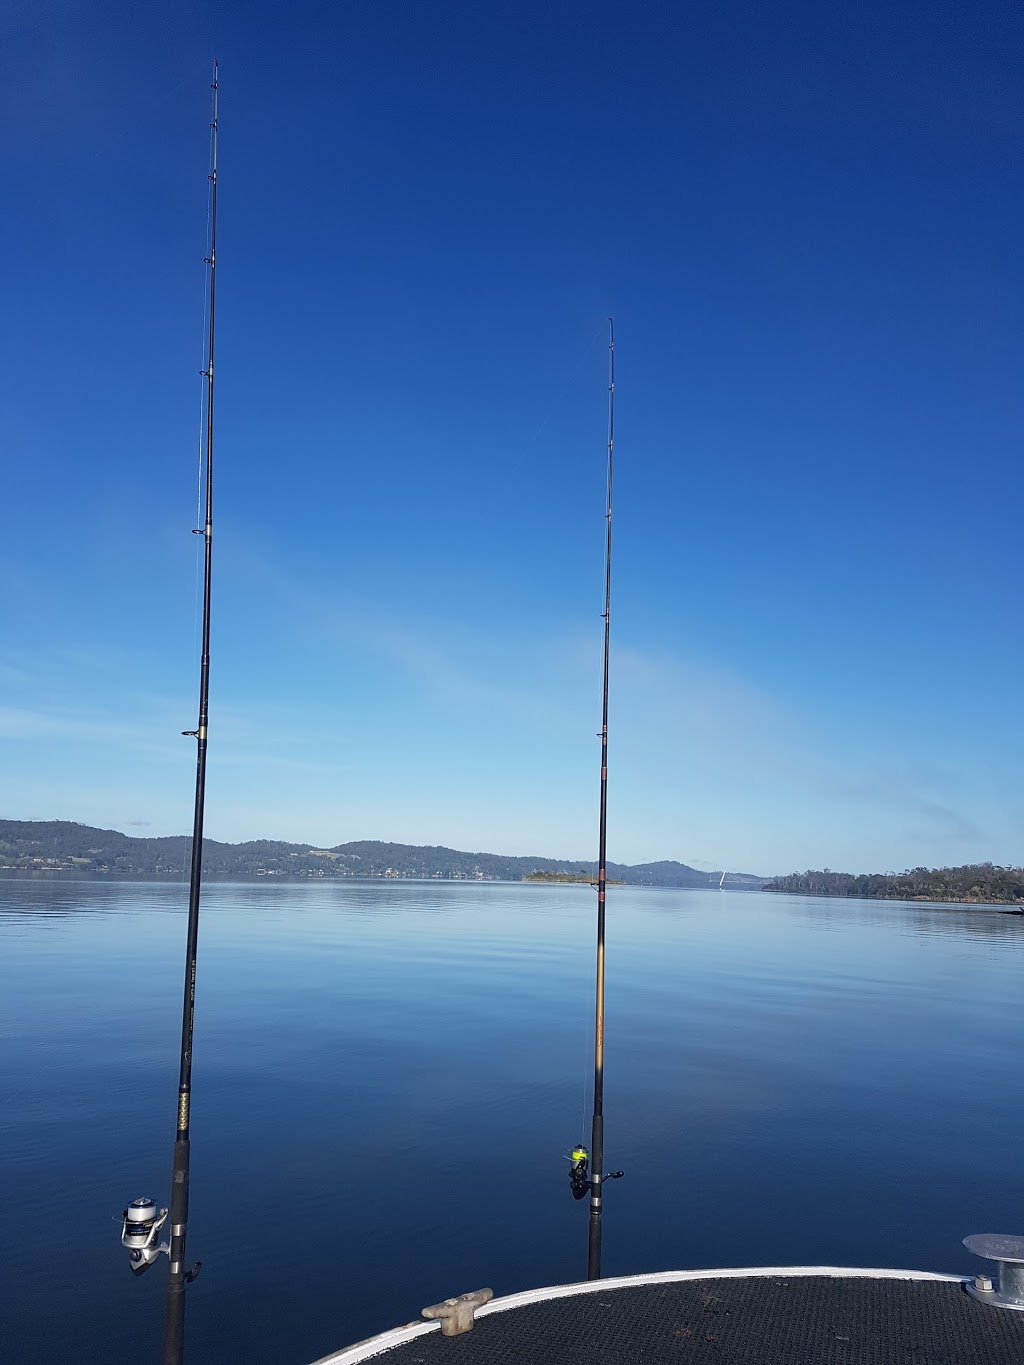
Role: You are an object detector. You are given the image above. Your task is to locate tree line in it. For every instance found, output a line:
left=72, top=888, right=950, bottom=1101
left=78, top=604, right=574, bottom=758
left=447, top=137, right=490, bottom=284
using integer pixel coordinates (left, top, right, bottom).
left=764, top=863, right=1024, bottom=904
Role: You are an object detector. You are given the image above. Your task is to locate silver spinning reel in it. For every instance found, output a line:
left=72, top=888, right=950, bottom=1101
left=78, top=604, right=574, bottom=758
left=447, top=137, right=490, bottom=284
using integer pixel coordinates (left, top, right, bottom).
left=121, top=1197, right=169, bottom=1277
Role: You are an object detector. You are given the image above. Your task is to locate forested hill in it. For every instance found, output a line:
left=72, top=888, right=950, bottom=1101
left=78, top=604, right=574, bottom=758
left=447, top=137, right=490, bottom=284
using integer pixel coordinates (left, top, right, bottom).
left=0, top=820, right=762, bottom=888
left=764, top=864, right=1024, bottom=904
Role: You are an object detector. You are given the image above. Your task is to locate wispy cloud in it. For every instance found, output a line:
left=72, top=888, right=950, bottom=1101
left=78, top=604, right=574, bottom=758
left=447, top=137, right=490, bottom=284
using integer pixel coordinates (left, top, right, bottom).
left=221, top=543, right=1014, bottom=867
left=3, top=529, right=1012, bottom=869
left=364, top=622, right=584, bottom=731
left=593, top=645, right=1002, bottom=870
left=0, top=656, right=34, bottom=686
left=227, top=535, right=590, bottom=732
left=0, top=703, right=182, bottom=756
left=798, top=762, right=982, bottom=845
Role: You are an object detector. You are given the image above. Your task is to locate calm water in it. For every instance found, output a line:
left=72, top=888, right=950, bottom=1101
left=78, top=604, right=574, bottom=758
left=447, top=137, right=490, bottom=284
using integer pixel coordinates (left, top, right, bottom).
left=3, top=878, right=1023, bottom=1363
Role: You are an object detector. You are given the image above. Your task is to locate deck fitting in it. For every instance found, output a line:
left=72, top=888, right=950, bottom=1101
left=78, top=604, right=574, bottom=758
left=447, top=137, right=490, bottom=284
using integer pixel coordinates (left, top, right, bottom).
left=964, top=1234, right=1024, bottom=1310
left=421, top=1288, right=494, bottom=1336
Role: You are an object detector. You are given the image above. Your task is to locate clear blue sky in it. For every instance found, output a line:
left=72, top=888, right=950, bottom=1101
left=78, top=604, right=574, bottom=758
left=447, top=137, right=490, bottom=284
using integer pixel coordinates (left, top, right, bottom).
left=2, top=0, right=1021, bottom=874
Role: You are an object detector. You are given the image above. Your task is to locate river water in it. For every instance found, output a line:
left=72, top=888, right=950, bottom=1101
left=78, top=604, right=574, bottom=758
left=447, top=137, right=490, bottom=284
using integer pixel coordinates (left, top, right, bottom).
left=3, top=878, right=1022, bottom=1363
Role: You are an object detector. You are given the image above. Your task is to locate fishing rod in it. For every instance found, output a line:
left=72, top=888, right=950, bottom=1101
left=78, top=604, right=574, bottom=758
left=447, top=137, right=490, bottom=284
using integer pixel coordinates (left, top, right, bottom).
left=568, top=320, right=624, bottom=1280
left=120, top=60, right=218, bottom=1365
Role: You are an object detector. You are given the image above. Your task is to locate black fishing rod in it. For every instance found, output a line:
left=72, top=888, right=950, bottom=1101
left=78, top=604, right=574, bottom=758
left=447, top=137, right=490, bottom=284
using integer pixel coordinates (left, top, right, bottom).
left=571, top=320, right=624, bottom=1281
left=120, top=61, right=218, bottom=1365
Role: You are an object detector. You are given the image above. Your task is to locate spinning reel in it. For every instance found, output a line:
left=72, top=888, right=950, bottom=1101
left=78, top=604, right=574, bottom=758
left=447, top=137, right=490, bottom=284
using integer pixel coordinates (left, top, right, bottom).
left=120, top=1197, right=201, bottom=1281
left=569, top=1144, right=590, bottom=1200
left=121, top=1198, right=169, bottom=1277
left=567, top=1143, right=624, bottom=1201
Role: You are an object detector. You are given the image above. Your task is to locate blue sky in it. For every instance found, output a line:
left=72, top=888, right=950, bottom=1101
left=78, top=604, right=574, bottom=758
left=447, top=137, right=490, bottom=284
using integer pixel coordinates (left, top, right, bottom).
left=2, top=0, right=1022, bottom=874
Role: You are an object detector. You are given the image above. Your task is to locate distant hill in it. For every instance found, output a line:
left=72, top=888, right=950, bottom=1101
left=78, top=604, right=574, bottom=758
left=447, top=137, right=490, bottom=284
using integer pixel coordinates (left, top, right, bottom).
left=0, top=819, right=763, bottom=888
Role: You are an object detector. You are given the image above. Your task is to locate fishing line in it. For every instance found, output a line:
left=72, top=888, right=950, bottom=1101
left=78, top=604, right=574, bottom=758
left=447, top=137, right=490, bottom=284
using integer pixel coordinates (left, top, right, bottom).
left=166, top=62, right=219, bottom=1365
left=583, top=319, right=619, bottom=1280
left=562, top=327, right=624, bottom=1252
left=577, top=867, right=597, bottom=1141
left=580, top=999, right=592, bottom=1145
left=508, top=322, right=607, bottom=475
left=191, top=121, right=217, bottom=682
left=121, top=75, right=218, bottom=1353
left=191, top=367, right=206, bottom=675
left=82, top=71, right=212, bottom=167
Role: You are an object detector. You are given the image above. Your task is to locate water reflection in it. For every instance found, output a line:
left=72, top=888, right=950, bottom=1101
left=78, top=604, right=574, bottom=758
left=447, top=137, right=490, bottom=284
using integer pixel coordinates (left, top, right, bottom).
left=4, top=881, right=1024, bottom=1365
left=776, top=890, right=1024, bottom=944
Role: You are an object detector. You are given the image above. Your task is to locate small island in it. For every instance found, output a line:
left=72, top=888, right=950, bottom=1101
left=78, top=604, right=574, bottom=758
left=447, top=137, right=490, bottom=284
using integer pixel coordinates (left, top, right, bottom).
left=523, top=871, right=625, bottom=885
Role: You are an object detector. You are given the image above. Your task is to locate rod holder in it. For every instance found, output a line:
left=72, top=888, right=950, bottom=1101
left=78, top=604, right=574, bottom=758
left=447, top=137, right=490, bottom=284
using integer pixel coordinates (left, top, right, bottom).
left=964, top=1234, right=1024, bottom=1310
